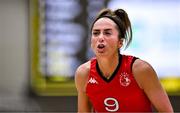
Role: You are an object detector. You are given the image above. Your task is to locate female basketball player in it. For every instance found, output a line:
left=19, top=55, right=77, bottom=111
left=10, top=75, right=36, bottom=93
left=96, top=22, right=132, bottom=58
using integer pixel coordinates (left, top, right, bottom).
left=75, top=8, right=173, bottom=112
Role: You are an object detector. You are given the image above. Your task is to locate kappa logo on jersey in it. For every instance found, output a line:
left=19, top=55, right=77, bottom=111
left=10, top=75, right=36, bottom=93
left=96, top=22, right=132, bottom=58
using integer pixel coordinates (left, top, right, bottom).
left=119, top=72, right=131, bottom=87
left=88, top=77, right=98, bottom=84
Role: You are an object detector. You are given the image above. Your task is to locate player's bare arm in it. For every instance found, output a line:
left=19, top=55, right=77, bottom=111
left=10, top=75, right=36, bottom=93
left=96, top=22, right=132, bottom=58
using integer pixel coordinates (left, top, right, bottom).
left=132, top=59, right=173, bottom=112
left=75, top=61, right=92, bottom=112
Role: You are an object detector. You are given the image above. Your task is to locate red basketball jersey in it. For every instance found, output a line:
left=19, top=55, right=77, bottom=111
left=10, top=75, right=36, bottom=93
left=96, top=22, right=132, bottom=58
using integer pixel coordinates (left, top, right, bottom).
left=86, top=54, right=152, bottom=112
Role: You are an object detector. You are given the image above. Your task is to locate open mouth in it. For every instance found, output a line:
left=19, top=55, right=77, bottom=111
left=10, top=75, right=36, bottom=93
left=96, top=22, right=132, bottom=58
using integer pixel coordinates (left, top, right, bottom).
left=97, top=44, right=105, bottom=53
left=97, top=44, right=105, bottom=49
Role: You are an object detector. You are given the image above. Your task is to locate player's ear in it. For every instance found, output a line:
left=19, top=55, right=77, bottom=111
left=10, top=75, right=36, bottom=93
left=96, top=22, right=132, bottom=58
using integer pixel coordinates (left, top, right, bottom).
left=118, top=38, right=123, bottom=48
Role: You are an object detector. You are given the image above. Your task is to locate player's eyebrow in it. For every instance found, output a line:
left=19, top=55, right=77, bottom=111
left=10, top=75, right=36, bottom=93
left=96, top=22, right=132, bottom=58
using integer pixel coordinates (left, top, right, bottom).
left=92, top=28, right=112, bottom=32
left=104, top=29, right=112, bottom=32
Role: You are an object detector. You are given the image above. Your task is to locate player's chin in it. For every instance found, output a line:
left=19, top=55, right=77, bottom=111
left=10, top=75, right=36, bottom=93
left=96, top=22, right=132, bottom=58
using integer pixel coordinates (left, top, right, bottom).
left=95, top=51, right=108, bottom=57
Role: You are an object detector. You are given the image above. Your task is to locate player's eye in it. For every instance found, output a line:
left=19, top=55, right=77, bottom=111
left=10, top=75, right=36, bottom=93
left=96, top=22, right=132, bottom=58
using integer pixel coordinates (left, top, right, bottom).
left=92, top=31, right=100, bottom=36
left=104, top=31, right=111, bottom=36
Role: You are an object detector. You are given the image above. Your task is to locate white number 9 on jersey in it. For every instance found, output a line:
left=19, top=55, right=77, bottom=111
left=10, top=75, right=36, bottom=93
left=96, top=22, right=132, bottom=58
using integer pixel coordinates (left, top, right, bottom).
left=104, top=97, right=119, bottom=112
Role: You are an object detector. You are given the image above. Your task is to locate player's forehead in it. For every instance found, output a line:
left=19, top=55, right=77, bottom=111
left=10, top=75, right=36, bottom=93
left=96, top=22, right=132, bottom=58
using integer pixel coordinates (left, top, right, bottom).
left=92, top=17, right=117, bottom=31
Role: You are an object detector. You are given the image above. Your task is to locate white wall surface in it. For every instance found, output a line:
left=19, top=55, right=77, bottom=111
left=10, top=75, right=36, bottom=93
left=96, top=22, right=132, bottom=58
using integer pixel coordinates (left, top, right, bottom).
left=0, top=0, right=29, bottom=98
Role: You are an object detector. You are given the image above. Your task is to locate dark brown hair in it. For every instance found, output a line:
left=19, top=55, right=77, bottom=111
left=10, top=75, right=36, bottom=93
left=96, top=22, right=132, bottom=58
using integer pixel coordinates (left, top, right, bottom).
left=91, top=8, right=132, bottom=49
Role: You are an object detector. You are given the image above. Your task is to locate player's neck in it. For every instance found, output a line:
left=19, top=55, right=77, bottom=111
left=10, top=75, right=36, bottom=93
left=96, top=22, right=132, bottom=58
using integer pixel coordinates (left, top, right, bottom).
left=97, top=54, right=119, bottom=78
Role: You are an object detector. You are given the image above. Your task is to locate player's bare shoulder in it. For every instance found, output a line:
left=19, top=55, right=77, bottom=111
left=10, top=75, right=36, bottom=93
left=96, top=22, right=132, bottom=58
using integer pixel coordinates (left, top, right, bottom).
left=75, top=61, right=91, bottom=78
left=75, top=61, right=91, bottom=92
left=132, top=58, right=157, bottom=89
left=132, top=59, right=155, bottom=74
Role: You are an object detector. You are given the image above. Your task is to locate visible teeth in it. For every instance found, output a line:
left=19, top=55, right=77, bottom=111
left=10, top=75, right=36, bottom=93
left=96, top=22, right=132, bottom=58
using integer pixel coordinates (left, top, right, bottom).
left=98, top=44, right=105, bottom=48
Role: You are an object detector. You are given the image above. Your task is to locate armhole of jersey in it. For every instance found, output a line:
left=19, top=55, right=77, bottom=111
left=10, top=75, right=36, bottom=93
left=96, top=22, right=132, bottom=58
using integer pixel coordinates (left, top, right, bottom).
left=88, top=59, right=93, bottom=77
left=86, top=59, right=94, bottom=93
left=130, top=57, right=139, bottom=73
left=88, top=58, right=96, bottom=78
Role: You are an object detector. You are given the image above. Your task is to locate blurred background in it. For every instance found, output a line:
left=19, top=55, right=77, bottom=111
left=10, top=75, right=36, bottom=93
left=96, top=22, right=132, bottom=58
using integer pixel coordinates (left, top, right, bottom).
left=0, top=0, right=180, bottom=112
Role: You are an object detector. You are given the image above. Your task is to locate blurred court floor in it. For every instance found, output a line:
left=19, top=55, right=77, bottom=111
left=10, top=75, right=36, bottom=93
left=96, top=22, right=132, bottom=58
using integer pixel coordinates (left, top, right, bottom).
left=0, top=94, right=179, bottom=112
